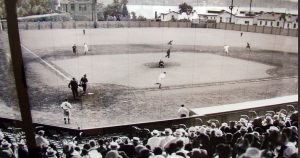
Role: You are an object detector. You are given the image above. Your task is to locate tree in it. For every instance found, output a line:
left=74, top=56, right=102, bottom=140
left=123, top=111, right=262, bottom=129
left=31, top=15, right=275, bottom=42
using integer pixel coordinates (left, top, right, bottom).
left=179, top=2, right=193, bottom=15
left=131, top=12, right=137, bottom=21
left=122, top=4, right=129, bottom=17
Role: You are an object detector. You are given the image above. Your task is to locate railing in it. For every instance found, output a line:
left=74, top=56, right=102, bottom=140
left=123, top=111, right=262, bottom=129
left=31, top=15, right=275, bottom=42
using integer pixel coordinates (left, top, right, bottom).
left=0, top=97, right=297, bottom=136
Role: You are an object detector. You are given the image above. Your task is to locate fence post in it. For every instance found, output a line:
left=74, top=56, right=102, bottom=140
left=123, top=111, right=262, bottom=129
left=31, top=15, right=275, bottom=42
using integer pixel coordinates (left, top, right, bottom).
left=247, top=24, right=249, bottom=32
left=262, top=26, right=265, bottom=33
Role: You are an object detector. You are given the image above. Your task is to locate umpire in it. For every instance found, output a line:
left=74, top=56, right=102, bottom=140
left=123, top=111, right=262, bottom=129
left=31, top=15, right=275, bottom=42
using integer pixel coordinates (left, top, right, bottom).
left=68, top=78, right=78, bottom=99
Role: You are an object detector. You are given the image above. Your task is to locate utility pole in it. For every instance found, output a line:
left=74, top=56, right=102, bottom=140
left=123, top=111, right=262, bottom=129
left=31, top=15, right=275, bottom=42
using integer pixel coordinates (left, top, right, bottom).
left=92, top=0, right=97, bottom=28
left=229, top=0, right=234, bottom=23
left=249, top=0, right=253, bottom=14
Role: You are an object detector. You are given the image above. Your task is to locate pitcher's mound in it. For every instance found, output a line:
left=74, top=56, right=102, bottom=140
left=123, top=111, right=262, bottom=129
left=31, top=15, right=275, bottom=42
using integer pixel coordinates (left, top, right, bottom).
left=144, top=62, right=181, bottom=68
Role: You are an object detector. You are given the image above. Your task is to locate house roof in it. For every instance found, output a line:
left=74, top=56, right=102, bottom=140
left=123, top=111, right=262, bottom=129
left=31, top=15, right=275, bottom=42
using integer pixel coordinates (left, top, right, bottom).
left=198, top=13, right=218, bottom=16
left=160, top=11, right=180, bottom=16
left=285, top=15, right=298, bottom=22
left=235, top=13, right=256, bottom=18
left=257, top=13, right=282, bottom=21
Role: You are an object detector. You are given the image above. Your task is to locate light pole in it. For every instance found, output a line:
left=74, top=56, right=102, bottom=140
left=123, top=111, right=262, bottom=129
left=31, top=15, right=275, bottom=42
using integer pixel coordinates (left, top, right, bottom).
left=229, top=0, right=234, bottom=23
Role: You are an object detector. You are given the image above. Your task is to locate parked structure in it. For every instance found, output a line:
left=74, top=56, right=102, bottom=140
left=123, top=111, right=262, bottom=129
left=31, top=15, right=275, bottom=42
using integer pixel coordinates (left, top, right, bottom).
left=257, top=13, right=284, bottom=27
left=284, top=14, right=298, bottom=29
left=159, top=11, right=180, bottom=21
left=57, top=0, right=102, bottom=21
left=216, top=10, right=235, bottom=23
left=234, top=13, right=257, bottom=25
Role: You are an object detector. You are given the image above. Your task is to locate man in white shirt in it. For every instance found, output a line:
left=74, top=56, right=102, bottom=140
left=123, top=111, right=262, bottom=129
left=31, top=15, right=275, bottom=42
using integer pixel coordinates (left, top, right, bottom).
left=155, top=72, right=166, bottom=89
left=147, top=130, right=162, bottom=151
left=224, top=45, right=229, bottom=55
left=35, top=130, right=49, bottom=148
left=178, top=104, right=189, bottom=118
left=159, top=128, right=174, bottom=149
left=60, top=99, right=72, bottom=124
left=84, top=43, right=89, bottom=55
left=89, top=140, right=102, bottom=158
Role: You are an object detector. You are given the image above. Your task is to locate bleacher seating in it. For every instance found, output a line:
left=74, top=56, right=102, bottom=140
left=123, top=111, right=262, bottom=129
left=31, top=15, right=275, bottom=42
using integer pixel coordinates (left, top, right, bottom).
left=0, top=104, right=298, bottom=158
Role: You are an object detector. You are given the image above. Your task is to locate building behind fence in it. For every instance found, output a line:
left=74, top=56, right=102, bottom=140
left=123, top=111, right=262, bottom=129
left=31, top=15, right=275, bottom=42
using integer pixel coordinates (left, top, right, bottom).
left=0, top=21, right=297, bottom=37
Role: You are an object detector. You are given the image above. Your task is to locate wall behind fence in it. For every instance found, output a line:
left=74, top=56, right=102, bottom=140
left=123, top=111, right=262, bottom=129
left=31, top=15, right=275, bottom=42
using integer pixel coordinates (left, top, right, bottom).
left=1, top=21, right=297, bottom=37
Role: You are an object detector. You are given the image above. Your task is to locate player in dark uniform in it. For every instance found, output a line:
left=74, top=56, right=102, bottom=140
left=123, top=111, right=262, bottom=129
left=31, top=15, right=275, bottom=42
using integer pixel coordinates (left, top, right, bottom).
left=246, top=42, right=251, bottom=52
left=72, top=44, right=77, bottom=55
left=165, top=48, right=171, bottom=58
left=68, top=78, right=78, bottom=99
left=159, top=60, right=164, bottom=68
left=80, top=74, right=88, bottom=94
left=83, top=29, right=85, bottom=35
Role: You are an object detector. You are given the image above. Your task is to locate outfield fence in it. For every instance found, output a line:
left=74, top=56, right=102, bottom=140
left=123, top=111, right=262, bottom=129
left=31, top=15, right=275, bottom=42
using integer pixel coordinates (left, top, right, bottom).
left=0, top=20, right=297, bottom=37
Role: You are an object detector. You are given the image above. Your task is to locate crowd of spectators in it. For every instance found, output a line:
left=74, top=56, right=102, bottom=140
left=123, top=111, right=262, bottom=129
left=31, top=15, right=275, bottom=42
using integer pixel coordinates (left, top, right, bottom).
left=0, top=106, right=298, bottom=158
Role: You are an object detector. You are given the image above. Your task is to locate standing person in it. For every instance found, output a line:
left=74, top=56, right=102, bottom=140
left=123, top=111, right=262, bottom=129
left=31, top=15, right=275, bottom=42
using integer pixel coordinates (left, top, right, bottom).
left=83, top=43, right=88, bottom=55
left=68, top=78, right=79, bottom=99
left=246, top=42, right=251, bottom=52
left=72, top=44, right=77, bottom=55
left=83, top=29, right=85, bottom=35
left=165, top=48, right=171, bottom=58
left=224, top=45, right=230, bottom=55
left=178, top=104, right=189, bottom=118
left=240, top=32, right=243, bottom=37
left=60, top=99, right=72, bottom=124
left=155, top=72, right=166, bottom=89
left=80, top=74, right=88, bottom=94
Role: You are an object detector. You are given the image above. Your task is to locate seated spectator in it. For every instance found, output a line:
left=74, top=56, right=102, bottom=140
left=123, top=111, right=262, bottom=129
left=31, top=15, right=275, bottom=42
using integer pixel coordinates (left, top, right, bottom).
left=89, top=140, right=102, bottom=158
left=46, top=147, right=58, bottom=158
left=0, top=141, right=15, bottom=158
left=159, top=128, right=174, bottom=149
left=147, top=130, right=162, bottom=151
left=191, top=148, right=207, bottom=158
left=35, top=130, right=49, bottom=148
left=62, top=143, right=81, bottom=158
left=215, top=144, right=231, bottom=158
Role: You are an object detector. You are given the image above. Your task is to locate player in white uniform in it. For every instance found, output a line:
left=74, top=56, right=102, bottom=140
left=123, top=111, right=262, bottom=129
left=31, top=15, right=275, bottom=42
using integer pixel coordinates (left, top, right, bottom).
left=60, top=99, right=73, bottom=124
left=224, top=45, right=230, bottom=55
left=83, top=43, right=88, bottom=55
left=156, top=72, right=166, bottom=89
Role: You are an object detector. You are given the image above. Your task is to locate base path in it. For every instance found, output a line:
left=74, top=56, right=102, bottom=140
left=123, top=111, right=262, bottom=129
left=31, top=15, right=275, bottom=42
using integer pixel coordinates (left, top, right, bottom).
left=51, top=52, right=274, bottom=88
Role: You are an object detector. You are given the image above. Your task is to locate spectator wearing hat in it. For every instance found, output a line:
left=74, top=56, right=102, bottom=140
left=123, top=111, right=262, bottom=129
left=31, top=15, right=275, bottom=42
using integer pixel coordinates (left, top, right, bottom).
left=147, top=130, right=162, bottom=151
left=0, top=141, right=15, bottom=158
left=159, top=128, right=174, bottom=149
left=89, top=140, right=102, bottom=158
left=35, top=130, right=49, bottom=149
left=106, top=142, right=128, bottom=158
left=178, top=105, right=189, bottom=118
left=176, top=140, right=189, bottom=157
left=17, top=141, right=29, bottom=158
left=191, top=148, right=207, bottom=158
left=46, top=147, right=58, bottom=158
left=239, top=147, right=262, bottom=158
left=62, top=143, right=81, bottom=158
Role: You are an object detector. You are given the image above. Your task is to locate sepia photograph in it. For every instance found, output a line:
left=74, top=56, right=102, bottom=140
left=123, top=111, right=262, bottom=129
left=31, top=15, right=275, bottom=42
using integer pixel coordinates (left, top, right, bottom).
left=0, top=0, right=298, bottom=157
